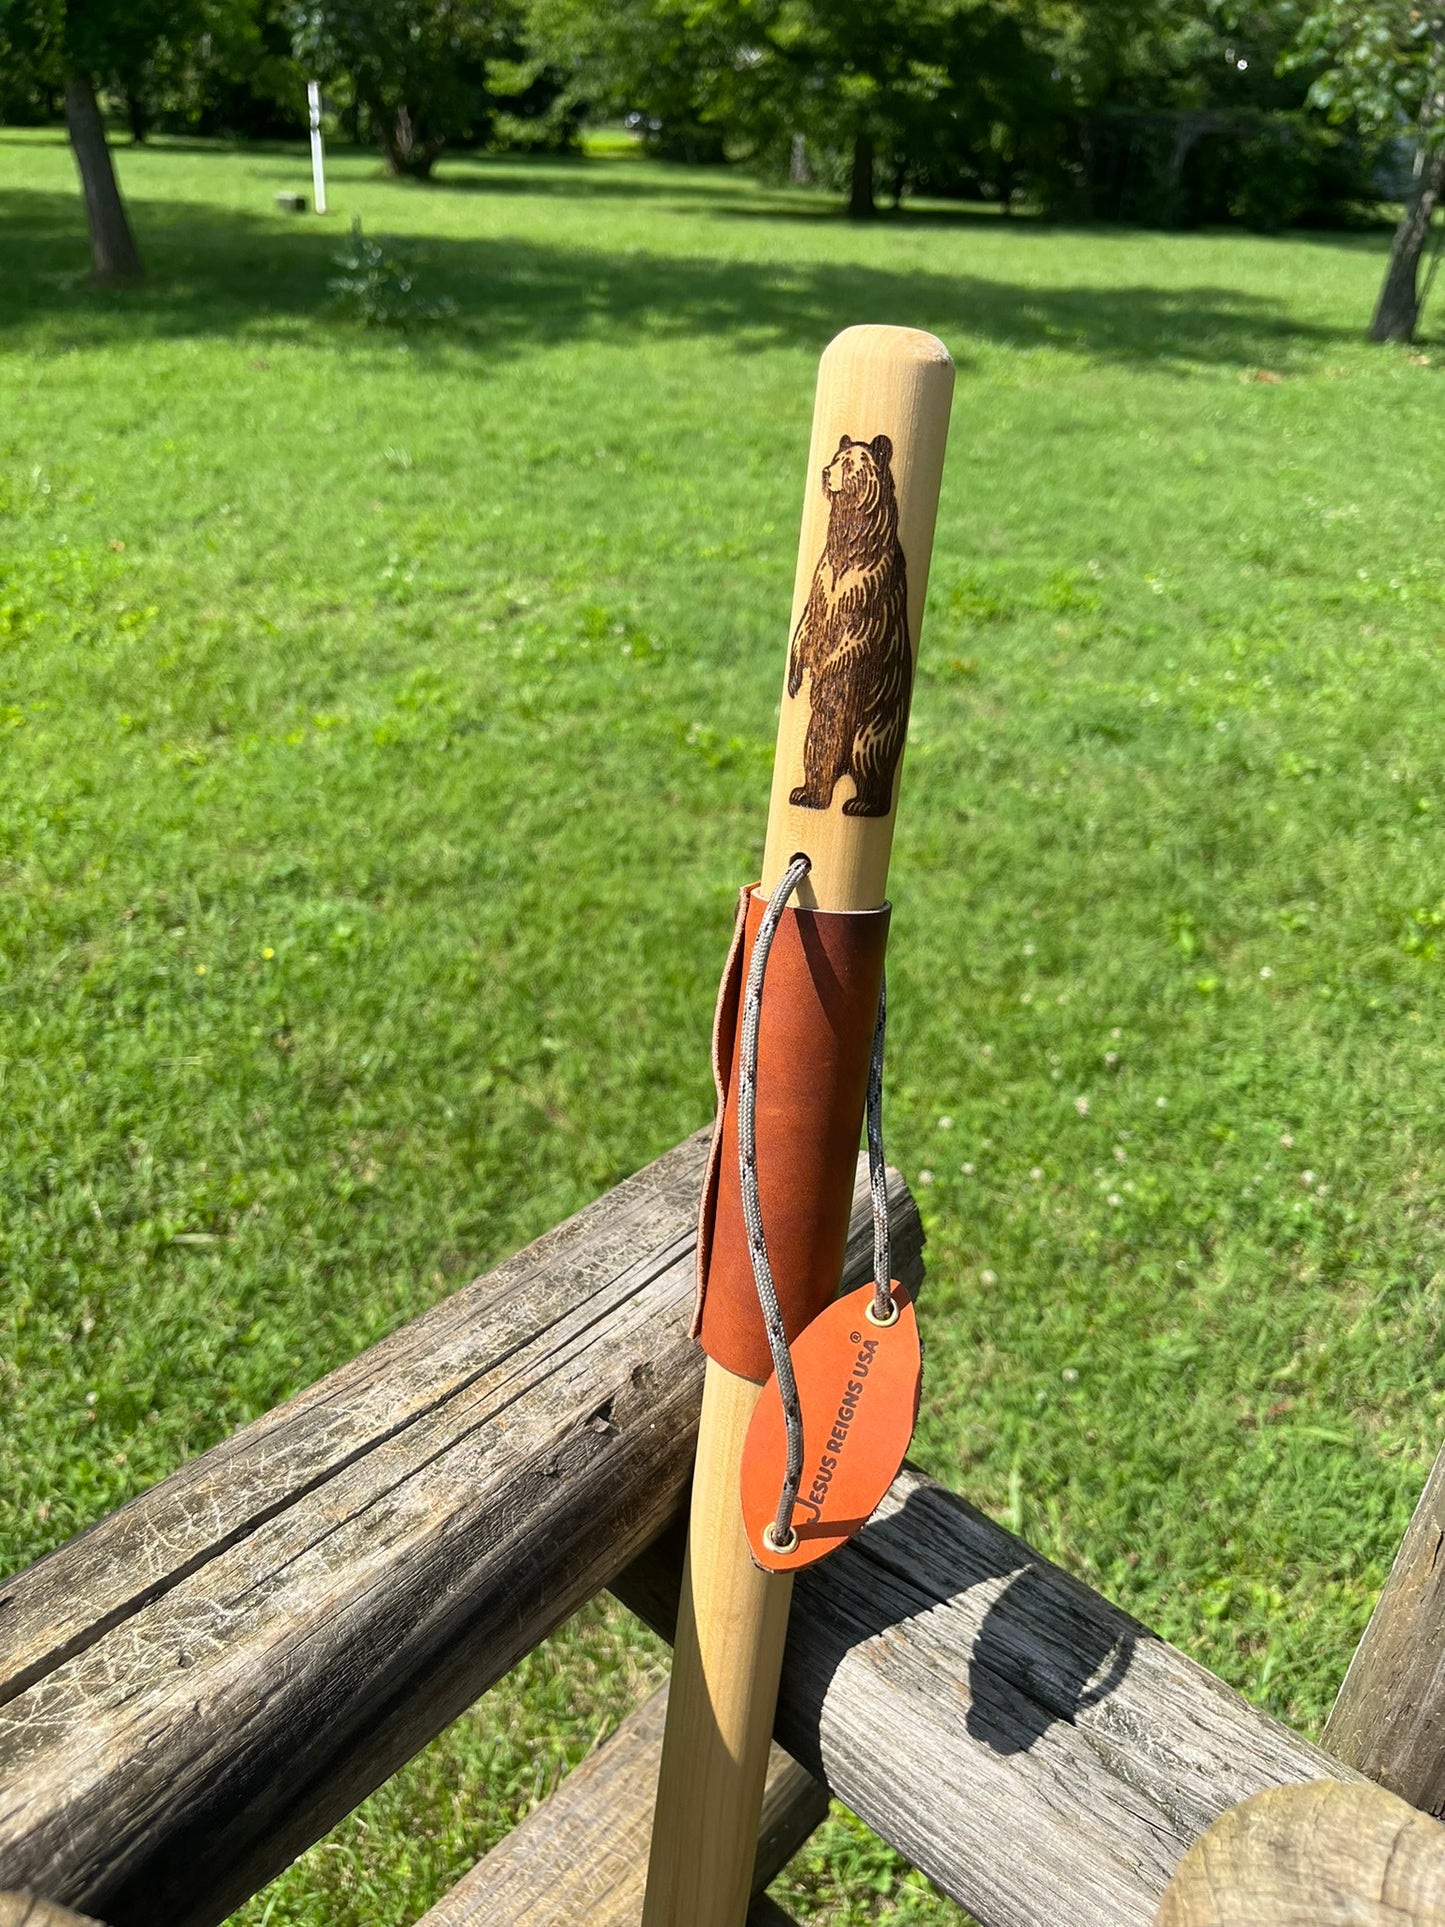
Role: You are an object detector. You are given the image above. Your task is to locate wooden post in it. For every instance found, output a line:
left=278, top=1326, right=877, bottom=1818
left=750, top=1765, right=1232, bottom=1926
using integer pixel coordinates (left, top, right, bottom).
left=1324, top=1441, right=1445, bottom=1815
left=1154, top=1780, right=1445, bottom=1925
left=640, top=326, right=954, bottom=1927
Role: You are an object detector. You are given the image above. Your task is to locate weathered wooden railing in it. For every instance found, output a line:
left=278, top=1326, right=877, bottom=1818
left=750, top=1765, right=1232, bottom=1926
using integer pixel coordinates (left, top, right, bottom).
left=1, top=1134, right=1443, bottom=1927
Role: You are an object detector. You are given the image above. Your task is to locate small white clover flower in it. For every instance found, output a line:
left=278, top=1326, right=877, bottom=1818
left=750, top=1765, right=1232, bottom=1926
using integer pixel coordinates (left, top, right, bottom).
left=1074, top=1095, right=1089, bottom=1116
left=1107, top=1192, right=1122, bottom=1207
left=980, top=1268, right=997, bottom=1285
left=919, top=1169, right=936, bottom=1186
left=961, top=1161, right=976, bottom=1175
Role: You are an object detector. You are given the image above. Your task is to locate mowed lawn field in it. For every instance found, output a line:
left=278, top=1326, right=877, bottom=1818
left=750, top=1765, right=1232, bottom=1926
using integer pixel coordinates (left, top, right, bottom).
left=2, top=128, right=1443, bottom=1924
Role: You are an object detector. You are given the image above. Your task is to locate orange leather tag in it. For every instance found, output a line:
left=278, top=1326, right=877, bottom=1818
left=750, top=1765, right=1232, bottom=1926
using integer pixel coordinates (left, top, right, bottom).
left=740, top=1280, right=921, bottom=1573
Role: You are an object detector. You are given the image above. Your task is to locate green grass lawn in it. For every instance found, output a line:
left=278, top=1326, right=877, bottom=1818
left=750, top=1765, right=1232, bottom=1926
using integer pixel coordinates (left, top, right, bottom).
left=1, top=128, right=1442, bottom=1925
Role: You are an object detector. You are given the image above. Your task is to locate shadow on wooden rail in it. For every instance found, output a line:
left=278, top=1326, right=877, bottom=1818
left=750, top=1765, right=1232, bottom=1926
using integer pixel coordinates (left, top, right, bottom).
left=0, top=1135, right=915, bottom=1927
left=0, top=1132, right=1441, bottom=1927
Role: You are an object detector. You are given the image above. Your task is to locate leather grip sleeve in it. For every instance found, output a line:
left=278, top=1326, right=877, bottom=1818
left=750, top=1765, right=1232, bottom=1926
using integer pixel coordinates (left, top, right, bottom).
left=694, top=885, right=890, bottom=1383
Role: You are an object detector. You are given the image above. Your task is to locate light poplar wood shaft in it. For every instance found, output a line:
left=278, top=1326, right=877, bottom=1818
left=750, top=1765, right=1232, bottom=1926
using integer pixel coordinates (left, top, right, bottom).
left=416, top=1680, right=823, bottom=1927
left=761, top=325, right=954, bottom=908
left=640, top=1366, right=795, bottom=1927
left=643, top=325, right=954, bottom=1927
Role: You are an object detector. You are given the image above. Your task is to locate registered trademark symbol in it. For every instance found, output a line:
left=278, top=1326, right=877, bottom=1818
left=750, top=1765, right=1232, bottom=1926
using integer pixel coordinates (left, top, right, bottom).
left=850, top=1331, right=861, bottom=1343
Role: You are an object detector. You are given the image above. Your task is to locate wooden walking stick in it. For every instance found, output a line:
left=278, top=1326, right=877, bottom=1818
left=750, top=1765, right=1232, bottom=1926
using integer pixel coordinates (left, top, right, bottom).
left=641, top=325, right=954, bottom=1927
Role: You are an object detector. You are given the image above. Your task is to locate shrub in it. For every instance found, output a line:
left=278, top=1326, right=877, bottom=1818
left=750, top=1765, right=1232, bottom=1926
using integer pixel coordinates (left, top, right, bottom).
left=327, top=218, right=456, bottom=328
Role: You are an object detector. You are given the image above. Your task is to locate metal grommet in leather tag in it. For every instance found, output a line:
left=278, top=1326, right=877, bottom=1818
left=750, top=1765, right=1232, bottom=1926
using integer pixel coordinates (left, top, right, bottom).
left=741, top=1280, right=921, bottom=1573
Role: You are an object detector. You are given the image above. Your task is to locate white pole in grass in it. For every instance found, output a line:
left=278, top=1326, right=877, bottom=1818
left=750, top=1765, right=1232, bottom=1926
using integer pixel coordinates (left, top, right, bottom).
left=308, top=81, right=327, bottom=215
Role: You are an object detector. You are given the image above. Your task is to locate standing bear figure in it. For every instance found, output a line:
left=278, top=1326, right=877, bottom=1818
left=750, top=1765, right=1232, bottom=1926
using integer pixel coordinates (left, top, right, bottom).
left=787, top=432, right=911, bottom=817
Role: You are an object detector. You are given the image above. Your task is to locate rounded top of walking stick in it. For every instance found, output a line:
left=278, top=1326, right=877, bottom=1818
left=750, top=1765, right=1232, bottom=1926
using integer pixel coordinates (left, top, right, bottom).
left=761, top=326, right=955, bottom=911
left=821, top=324, right=953, bottom=366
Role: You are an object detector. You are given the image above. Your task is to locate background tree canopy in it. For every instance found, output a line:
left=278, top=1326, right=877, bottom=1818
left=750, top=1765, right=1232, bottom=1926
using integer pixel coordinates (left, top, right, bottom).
left=0, top=0, right=1440, bottom=327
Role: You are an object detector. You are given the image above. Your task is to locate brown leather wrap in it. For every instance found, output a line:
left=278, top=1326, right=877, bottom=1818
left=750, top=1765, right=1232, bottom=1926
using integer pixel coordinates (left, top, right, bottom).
left=694, top=885, right=891, bottom=1382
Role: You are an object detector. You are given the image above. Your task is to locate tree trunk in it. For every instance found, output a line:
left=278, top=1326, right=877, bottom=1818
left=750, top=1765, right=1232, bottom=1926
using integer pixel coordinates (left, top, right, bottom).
left=122, top=81, right=150, bottom=144
left=382, top=103, right=445, bottom=180
left=1370, top=141, right=1445, bottom=343
left=63, top=73, right=143, bottom=285
left=849, top=129, right=876, bottom=219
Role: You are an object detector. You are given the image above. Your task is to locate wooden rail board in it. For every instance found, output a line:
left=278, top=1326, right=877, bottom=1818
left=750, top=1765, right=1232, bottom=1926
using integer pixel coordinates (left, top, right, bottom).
left=1324, top=1441, right=1445, bottom=1817
left=416, top=1682, right=822, bottom=1927
left=0, top=1900, right=105, bottom=1927
left=0, top=1139, right=922, bottom=1927
left=614, top=1474, right=1360, bottom=1927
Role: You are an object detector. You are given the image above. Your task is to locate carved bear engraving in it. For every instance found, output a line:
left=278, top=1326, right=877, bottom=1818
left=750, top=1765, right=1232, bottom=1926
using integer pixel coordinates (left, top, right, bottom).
left=787, top=432, right=911, bottom=818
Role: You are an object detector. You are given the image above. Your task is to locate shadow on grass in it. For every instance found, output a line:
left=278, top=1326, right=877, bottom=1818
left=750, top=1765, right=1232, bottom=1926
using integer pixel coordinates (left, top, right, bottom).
left=0, top=184, right=1354, bottom=370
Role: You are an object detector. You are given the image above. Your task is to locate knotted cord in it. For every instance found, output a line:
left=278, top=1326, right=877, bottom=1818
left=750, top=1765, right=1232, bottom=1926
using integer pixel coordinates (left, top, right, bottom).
left=736, top=856, right=893, bottom=1552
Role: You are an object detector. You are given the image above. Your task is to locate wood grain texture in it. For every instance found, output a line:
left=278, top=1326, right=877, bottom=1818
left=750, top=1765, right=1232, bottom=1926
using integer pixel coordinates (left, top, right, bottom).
left=640, top=1367, right=795, bottom=1927
left=1325, top=1443, right=1445, bottom=1817
left=761, top=324, right=954, bottom=911
left=615, top=1469, right=1359, bottom=1927
left=1154, top=1780, right=1445, bottom=1925
left=0, top=1899, right=105, bottom=1927
left=645, top=322, right=954, bottom=1927
left=417, top=1682, right=822, bottom=1927
left=0, top=1142, right=921, bottom=1927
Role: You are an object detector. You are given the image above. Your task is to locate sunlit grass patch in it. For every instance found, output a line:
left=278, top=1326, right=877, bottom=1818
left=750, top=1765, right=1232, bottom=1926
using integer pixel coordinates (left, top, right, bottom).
left=1, top=133, right=1441, bottom=1924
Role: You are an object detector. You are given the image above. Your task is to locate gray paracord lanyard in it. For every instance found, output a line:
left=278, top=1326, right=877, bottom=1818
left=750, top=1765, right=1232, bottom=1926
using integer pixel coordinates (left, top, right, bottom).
left=736, top=854, right=894, bottom=1553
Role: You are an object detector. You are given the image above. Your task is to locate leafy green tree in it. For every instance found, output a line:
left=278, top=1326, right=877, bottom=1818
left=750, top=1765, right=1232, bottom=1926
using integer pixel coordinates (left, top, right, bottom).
left=179, top=0, right=306, bottom=140
left=529, top=0, right=1057, bottom=214
left=1290, top=3, right=1445, bottom=339
left=289, top=0, right=522, bottom=176
left=758, top=0, right=1053, bottom=217
left=112, top=0, right=305, bottom=143
left=523, top=0, right=737, bottom=161
left=2, top=0, right=302, bottom=278
left=0, top=0, right=218, bottom=281
left=881, top=4, right=1061, bottom=207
